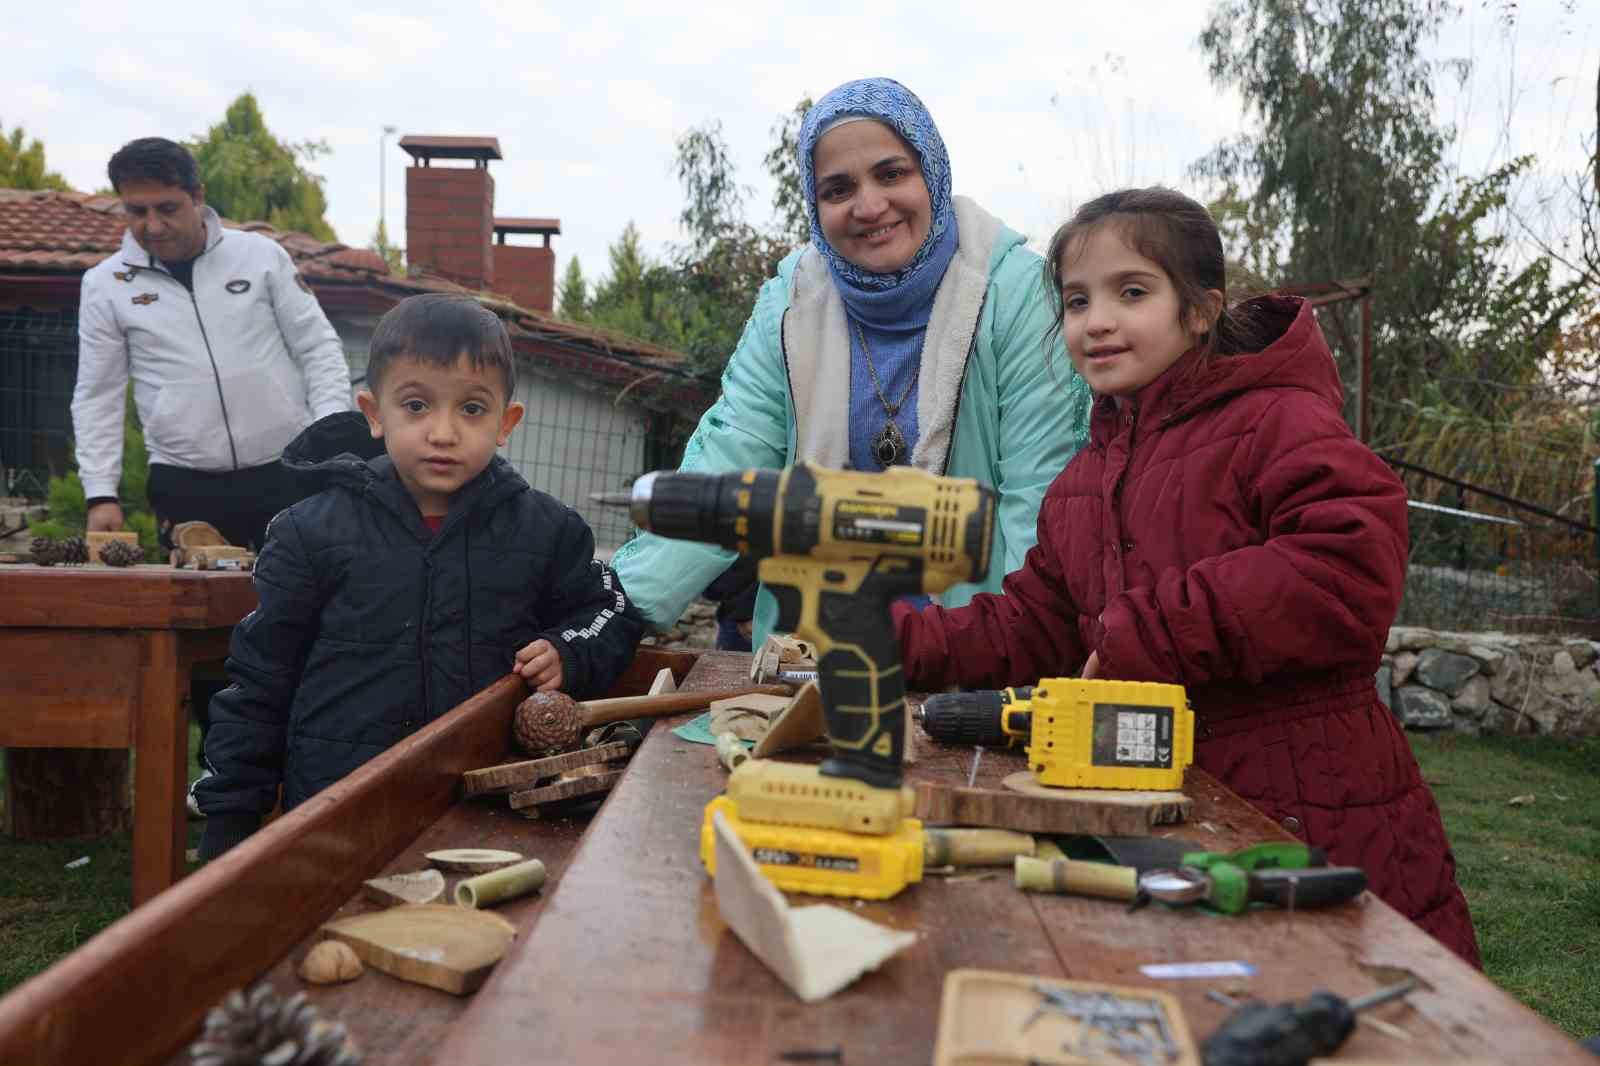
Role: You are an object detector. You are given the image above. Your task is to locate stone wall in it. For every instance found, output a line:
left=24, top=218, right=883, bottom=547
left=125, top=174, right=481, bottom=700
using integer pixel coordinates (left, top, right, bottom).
left=1381, top=626, right=1600, bottom=738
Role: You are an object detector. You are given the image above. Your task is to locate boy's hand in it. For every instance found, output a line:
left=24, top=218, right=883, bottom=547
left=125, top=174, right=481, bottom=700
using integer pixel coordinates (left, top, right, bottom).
left=1081, top=651, right=1101, bottom=679
left=515, top=639, right=564, bottom=692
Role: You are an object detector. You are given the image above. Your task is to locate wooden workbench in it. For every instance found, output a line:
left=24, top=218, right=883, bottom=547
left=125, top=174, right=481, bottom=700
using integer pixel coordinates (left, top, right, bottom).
left=0, top=563, right=257, bottom=903
left=0, top=647, right=698, bottom=1066
left=437, top=652, right=1590, bottom=1065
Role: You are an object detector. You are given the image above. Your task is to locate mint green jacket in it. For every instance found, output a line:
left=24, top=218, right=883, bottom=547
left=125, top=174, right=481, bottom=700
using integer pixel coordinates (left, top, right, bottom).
left=612, top=197, right=1091, bottom=645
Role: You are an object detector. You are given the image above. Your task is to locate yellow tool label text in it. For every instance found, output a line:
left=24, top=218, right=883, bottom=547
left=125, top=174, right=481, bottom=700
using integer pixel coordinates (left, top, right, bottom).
left=834, top=502, right=924, bottom=546
left=752, top=848, right=860, bottom=873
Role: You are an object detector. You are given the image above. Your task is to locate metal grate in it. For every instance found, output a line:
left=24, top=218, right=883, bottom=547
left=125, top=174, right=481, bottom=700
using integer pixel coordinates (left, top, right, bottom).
left=0, top=308, right=79, bottom=497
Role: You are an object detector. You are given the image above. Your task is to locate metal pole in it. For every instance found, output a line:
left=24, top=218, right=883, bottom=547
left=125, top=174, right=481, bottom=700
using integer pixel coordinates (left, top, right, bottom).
left=379, top=125, right=397, bottom=243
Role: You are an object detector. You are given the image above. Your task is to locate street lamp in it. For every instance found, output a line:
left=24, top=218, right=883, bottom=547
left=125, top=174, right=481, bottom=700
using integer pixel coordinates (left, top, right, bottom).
left=379, top=125, right=398, bottom=247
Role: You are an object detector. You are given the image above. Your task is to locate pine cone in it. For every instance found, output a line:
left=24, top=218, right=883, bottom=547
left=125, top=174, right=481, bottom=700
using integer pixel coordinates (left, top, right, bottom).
left=30, top=536, right=63, bottom=566
left=99, top=539, right=145, bottom=567
left=188, top=985, right=362, bottom=1066
left=60, top=535, right=89, bottom=565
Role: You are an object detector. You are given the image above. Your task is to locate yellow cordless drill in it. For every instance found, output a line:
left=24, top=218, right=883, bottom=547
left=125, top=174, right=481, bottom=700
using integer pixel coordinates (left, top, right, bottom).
left=621, top=461, right=997, bottom=898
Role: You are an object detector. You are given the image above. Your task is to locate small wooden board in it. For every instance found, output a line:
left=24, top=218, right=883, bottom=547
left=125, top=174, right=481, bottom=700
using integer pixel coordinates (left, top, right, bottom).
left=319, top=904, right=517, bottom=996
left=751, top=680, right=825, bottom=757
left=932, top=968, right=1199, bottom=1065
left=462, top=742, right=631, bottom=796
left=361, top=869, right=446, bottom=907
left=914, top=773, right=1190, bottom=836
left=425, top=848, right=523, bottom=873
left=509, top=770, right=624, bottom=811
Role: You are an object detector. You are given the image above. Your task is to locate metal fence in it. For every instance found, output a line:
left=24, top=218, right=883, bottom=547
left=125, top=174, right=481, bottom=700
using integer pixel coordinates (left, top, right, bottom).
left=1384, top=455, right=1599, bottom=636
left=0, top=308, right=77, bottom=497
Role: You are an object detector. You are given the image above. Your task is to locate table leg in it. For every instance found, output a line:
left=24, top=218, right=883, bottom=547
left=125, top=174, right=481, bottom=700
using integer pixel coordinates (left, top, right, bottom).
left=131, top=630, right=185, bottom=906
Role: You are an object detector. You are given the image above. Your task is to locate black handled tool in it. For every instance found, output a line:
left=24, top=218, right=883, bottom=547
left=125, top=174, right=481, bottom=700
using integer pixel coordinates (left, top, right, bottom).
left=1202, top=978, right=1417, bottom=1066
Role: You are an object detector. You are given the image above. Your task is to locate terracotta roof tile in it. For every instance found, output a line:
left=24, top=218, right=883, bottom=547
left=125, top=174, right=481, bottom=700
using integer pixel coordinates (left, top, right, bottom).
left=0, top=188, right=695, bottom=377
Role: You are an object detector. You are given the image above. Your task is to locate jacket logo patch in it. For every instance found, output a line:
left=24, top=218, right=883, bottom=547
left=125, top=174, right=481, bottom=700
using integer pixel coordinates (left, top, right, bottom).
left=294, top=273, right=312, bottom=294
left=131, top=292, right=159, bottom=306
left=225, top=279, right=252, bottom=294
left=113, top=268, right=139, bottom=283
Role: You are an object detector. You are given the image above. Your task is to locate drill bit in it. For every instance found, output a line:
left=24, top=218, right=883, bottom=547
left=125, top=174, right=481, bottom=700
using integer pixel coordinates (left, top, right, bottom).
left=589, top=491, right=632, bottom=507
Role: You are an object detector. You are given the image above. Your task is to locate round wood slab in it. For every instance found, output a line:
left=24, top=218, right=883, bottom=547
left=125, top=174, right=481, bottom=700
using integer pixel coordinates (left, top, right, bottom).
left=425, top=848, right=524, bottom=873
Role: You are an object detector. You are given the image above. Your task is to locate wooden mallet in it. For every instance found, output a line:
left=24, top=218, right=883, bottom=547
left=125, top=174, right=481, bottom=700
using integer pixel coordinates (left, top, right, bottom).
left=512, top=684, right=793, bottom=756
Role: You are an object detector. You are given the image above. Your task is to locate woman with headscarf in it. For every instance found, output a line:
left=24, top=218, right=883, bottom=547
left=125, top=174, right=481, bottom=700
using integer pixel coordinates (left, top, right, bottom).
left=613, top=77, right=1091, bottom=644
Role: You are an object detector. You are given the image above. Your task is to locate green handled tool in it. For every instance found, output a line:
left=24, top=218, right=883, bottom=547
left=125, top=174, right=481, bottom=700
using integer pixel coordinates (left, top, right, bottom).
left=1179, top=842, right=1326, bottom=874
left=1138, top=863, right=1366, bottom=915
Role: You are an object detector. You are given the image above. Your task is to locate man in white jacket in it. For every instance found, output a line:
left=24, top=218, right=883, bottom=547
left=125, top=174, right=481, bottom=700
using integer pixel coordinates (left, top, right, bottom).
left=73, top=137, right=352, bottom=550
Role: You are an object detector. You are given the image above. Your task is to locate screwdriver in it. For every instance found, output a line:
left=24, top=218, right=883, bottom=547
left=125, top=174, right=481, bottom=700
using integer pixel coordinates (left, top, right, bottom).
left=1201, top=978, right=1418, bottom=1066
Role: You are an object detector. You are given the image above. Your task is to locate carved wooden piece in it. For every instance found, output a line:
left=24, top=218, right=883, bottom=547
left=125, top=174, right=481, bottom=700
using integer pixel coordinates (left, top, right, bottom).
left=362, top=870, right=447, bottom=907
left=512, top=683, right=791, bottom=756
left=461, top=742, right=630, bottom=796
left=750, top=680, right=825, bottom=757
left=319, top=905, right=518, bottom=995
left=85, top=530, right=140, bottom=565
left=298, top=941, right=365, bottom=985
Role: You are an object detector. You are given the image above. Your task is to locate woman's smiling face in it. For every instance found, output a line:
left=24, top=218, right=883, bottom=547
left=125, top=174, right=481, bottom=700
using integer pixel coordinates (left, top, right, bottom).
left=811, top=119, right=932, bottom=275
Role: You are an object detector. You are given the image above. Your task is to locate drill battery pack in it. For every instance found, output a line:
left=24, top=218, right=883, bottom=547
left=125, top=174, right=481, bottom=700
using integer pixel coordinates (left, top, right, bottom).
left=699, top=795, right=925, bottom=900
left=1027, top=678, right=1194, bottom=791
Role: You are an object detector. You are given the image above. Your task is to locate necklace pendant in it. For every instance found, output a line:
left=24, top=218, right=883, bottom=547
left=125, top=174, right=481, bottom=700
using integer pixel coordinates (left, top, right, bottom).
left=873, top=420, right=908, bottom=467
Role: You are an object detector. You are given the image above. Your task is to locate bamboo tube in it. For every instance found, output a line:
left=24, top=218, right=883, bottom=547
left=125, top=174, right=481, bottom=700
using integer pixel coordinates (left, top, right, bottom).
left=923, top=828, right=1035, bottom=868
left=1014, top=856, right=1137, bottom=901
left=454, top=859, right=548, bottom=908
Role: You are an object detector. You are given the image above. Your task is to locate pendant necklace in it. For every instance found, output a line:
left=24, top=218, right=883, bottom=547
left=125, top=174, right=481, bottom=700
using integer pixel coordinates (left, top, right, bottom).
left=855, top=323, right=917, bottom=468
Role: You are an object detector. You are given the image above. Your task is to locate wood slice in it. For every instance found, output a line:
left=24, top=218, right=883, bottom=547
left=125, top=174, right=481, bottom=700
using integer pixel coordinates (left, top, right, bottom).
left=913, top=774, right=1190, bottom=837
left=507, top=770, right=623, bottom=811
left=425, top=848, right=524, bottom=873
left=462, top=742, right=631, bottom=796
left=362, top=869, right=447, bottom=907
left=319, top=904, right=517, bottom=995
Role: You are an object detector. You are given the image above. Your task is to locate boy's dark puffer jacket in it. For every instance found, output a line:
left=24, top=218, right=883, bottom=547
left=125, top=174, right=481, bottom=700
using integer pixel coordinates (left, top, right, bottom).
left=198, top=413, right=644, bottom=856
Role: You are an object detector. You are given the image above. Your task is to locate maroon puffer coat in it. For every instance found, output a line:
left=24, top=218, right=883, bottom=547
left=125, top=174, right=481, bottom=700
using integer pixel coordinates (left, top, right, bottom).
left=897, top=296, right=1479, bottom=964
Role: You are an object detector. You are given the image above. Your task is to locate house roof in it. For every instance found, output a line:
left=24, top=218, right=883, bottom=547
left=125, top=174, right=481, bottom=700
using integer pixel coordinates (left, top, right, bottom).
left=0, top=188, right=708, bottom=408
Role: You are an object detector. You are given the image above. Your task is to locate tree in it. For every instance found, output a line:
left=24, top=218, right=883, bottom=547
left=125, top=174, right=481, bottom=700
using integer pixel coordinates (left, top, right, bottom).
left=763, top=96, right=813, bottom=249
left=1194, top=0, right=1578, bottom=464
left=558, top=257, right=590, bottom=320
left=188, top=93, right=336, bottom=240
left=368, top=219, right=403, bottom=275
left=0, top=121, right=69, bottom=190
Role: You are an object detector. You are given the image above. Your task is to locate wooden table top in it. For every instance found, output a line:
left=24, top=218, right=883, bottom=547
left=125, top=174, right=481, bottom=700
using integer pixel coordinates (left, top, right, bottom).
left=0, top=563, right=256, bottom=630
left=434, top=651, right=1590, bottom=1065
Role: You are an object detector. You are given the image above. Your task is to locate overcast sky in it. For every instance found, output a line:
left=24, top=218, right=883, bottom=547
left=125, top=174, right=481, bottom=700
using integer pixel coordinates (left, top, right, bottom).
left=7, top=1, right=1596, bottom=285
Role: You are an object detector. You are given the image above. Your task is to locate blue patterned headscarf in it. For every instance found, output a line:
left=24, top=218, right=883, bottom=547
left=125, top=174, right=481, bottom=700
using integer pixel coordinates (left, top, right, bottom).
left=799, top=78, right=957, bottom=313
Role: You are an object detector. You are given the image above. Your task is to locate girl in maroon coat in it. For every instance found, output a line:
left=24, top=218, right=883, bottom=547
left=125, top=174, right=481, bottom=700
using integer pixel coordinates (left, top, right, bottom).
left=896, top=187, right=1480, bottom=965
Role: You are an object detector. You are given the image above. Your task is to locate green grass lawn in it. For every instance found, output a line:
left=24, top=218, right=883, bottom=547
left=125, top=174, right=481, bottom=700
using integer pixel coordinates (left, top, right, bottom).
left=1, top=730, right=1596, bottom=1041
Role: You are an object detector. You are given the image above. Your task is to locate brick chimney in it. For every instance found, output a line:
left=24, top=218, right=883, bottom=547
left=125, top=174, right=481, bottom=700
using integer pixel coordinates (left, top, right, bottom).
left=400, top=135, right=501, bottom=291
left=492, top=217, right=561, bottom=313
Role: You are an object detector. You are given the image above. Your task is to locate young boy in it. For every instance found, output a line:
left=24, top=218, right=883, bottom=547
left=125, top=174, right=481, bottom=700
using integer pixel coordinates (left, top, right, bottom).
left=196, top=294, right=643, bottom=859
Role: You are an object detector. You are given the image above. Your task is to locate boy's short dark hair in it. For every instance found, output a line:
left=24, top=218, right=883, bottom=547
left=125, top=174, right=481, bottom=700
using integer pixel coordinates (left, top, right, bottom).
left=366, top=294, right=517, bottom=399
left=107, top=138, right=203, bottom=197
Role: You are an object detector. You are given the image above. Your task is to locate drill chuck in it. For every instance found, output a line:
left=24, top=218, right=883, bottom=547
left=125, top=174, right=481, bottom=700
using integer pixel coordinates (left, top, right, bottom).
left=629, top=469, right=780, bottom=554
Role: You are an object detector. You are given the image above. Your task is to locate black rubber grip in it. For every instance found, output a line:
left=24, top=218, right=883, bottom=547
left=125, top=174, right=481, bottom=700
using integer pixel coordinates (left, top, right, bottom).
left=919, top=691, right=1010, bottom=747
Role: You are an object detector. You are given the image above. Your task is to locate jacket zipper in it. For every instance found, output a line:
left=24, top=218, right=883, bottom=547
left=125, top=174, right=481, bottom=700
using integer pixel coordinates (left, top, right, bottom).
left=938, top=290, right=988, bottom=475
left=418, top=551, right=434, bottom=717
left=128, top=246, right=240, bottom=471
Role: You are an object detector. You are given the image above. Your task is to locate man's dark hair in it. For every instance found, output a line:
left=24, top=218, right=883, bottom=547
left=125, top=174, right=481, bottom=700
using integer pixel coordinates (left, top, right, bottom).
left=367, top=293, right=517, bottom=398
left=107, top=138, right=203, bottom=197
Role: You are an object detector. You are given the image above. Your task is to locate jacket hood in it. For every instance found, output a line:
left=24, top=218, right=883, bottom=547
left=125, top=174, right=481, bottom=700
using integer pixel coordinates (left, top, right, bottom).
left=1118, top=296, right=1344, bottom=431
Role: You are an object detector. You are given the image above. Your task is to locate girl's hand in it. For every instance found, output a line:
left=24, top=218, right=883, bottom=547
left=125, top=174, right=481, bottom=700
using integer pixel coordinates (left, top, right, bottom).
left=515, top=639, right=564, bottom=692
left=1081, top=651, right=1101, bottom=679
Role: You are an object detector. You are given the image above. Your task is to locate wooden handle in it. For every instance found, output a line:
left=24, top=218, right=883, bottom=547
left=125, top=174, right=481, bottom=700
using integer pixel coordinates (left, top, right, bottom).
left=577, top=684, right=793, bottom=727
left=1014, top=856, right=1138, bottom=901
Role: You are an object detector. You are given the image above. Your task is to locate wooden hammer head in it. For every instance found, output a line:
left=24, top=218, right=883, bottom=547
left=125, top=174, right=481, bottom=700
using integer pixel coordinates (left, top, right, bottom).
left=512, top=691, right=582, bottom=756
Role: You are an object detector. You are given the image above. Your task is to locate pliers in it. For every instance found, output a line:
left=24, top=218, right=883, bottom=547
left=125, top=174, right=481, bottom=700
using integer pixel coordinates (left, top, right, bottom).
left=1134, top=842, right=1366, bottom=915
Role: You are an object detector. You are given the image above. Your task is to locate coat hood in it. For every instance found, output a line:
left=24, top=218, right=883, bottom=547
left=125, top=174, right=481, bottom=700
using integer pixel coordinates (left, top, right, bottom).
left=1104, top=296, right=1344, bottom=436
left=280, top=412, right=526, bottom=526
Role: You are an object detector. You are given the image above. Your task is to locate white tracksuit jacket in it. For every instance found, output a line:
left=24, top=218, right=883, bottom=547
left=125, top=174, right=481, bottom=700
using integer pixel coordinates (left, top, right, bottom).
left=72, top=208, right=353, bottom=499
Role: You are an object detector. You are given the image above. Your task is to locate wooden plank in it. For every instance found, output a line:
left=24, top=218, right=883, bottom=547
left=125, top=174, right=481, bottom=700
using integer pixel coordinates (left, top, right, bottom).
left=131, top=630, right=186, bottom=906
left=0, top=566, right=256, bottom=630
left=436, top=651, right=1597, bottom=1066
left=462, top=742, right=631, bottom=796
left=507, top=770, right=623, bottom=810
left=0, top=629, right=139, bottom=746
